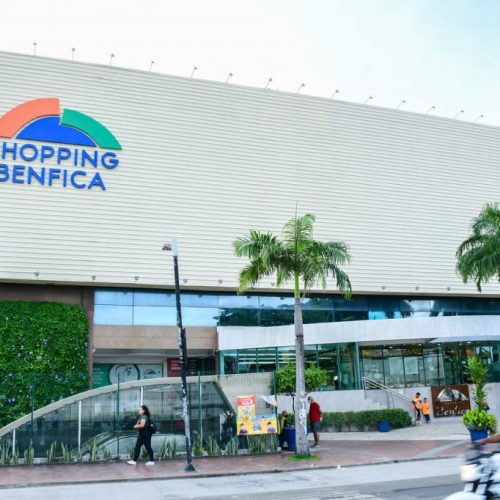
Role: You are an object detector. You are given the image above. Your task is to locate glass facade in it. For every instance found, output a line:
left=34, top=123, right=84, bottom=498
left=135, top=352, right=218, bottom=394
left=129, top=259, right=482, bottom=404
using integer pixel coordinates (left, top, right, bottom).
left=221, top=343, right=358, bottom=390
left=94, top=289, right=500, bottom=327
left=220, top=341, right=500, bottom=390
left=94, top=289, right=500, bottom=391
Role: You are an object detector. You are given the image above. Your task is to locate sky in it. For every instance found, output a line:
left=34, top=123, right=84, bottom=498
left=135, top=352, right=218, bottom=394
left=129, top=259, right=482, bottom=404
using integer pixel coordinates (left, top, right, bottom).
left=1, top=0, right=500, bottom=124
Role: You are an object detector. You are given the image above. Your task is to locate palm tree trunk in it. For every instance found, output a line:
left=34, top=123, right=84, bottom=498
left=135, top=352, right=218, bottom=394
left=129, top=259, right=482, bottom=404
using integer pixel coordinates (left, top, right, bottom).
left=294, top=294, right=309, bottom=455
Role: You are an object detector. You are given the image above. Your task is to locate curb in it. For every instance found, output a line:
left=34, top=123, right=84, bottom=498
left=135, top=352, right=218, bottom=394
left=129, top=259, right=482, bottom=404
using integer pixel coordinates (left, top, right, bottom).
left=0, top=452, right=464, bottom=490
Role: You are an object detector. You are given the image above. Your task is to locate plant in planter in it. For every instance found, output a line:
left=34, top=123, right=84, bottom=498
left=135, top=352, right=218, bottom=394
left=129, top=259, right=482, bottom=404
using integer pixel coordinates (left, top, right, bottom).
left=276, top=363, right=330, bottom=410
left=462, top=356, right=497, bottom=441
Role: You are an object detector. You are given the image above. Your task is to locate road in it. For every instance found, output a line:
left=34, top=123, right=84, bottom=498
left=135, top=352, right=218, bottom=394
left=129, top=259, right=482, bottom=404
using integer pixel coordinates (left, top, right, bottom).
left=0, top=457, right=463, bottom=500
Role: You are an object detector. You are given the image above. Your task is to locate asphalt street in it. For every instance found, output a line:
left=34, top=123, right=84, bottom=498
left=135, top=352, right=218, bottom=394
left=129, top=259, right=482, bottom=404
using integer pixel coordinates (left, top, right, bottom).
left=0, top=457, right=463, bottom=500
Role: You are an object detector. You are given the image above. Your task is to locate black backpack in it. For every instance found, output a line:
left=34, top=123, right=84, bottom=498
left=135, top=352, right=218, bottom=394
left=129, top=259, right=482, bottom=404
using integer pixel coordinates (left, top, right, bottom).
left=148, top=418, right=157, bottom=435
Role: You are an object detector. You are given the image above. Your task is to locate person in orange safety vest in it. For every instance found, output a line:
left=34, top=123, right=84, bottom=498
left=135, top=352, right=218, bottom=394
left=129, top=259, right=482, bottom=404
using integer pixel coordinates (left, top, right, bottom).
left=412, top=392, right=422, bottom=425
left=421, top=397, right=431, bottom=423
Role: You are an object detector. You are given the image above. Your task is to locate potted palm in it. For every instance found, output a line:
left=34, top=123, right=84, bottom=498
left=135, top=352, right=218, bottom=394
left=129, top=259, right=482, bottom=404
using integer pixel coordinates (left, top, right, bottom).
left=462, top=356, right=497, bottom=441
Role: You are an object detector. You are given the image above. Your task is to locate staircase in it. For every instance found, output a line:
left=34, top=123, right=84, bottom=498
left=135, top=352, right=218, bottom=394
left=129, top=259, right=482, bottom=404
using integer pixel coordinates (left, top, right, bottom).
left=217, top=372, right=274, bottom=413
left=362, top=377, right=415, bottom=418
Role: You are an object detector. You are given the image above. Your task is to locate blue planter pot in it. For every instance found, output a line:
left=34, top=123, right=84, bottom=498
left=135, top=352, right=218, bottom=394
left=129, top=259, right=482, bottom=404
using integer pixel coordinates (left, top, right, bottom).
left=378, top=421, right=391, bottom=433
left=470, top=429, right=488, bottom=442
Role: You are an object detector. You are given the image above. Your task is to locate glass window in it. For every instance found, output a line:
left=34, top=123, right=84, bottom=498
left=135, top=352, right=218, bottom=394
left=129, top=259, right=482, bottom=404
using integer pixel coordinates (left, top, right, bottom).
left=423, top=345, right=444, bottom=386
left=338, top=343, right=356, bottom=390
left=383, top=347, right=405, bottom=388
left=369, top=310, right=402, bottom=320
left=218, top=308, right=259, bottom=327
left=333, top=296, right=367, bottom=311
left=259, top=309, right=294, bottom=327
left=257, top=348, right=277, bottom=372
left=403, top=345, right=425, bottom=387
left=133, top=291, right=175, bottom=307
left=238, top=349, right=257, bottom=373
left=369, top=297, right=403, bottom=320
left=183, top=308, right=219, bottom=326
left=402, top=299, right=432, bottom=312
left=222, top=351, right=238, bottom=374
left=429, top=299, right=460, bottom=316
left=491, top=344, right=500, bottom=382
left=277, top=346, right=295, bottom=368
left=219, top=294, right=259, bottom=308
left=181, top=294, right=219, bottom=308
left=95, top=290, right=133, bottom=306
left=302, top=297, right=333, bottom=310
left=258, top=295, right=294, bottom=309
left=442, top=344, right=462, bottom=385
left=303, top=310, right=333, bottom=324
left=361, top=347, right=385, bottom=385
left=94, top=305, right=133, bottom=325
left=133, top=306, right=177, bottom=326
left=317, top=344, right=338, bottom=389
left=305, top=345, right=318, bottom=369
left=335, top=311, right=368, bottom=322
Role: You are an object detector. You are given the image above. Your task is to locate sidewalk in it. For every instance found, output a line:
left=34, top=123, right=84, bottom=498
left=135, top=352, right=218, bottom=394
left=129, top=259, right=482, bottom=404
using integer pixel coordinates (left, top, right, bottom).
left=0, top=421, right=470, bottom=489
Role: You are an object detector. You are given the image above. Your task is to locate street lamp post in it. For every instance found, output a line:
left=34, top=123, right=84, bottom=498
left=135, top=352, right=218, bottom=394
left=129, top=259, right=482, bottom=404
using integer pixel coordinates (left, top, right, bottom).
left=162, top=239, right=196, bottom=472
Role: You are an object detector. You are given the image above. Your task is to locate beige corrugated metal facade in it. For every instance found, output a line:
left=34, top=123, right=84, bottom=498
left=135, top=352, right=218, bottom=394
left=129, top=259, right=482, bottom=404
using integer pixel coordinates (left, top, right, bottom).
left=0, top=51, right=499, bottom=295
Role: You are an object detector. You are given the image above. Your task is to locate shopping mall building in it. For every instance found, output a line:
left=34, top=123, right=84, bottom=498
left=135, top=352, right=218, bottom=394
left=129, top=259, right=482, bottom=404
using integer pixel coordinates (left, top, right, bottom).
left=1, top=50, right=500, bottom=394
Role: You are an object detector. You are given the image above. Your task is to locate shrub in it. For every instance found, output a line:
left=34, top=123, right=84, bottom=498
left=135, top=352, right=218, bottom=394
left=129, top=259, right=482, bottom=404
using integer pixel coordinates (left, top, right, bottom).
left=278, top=409, right=412, bottom=432
left=275, top=363, right=330, bottom=395
left=463, top=409, right=497, bottom=434
left=330, top=412, right=345, bottom=432
left=343, top=411, right=356, bottom=430
left=305, top=367, right=329, bottom=392
left=379, top=409, right=412, bottom=429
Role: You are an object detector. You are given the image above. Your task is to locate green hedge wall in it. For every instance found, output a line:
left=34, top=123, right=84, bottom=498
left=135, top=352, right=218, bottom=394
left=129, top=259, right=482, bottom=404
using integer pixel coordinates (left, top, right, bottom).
left=0, top=301, right=89, bottom=428
left=286, top=409, right=412, bottom=431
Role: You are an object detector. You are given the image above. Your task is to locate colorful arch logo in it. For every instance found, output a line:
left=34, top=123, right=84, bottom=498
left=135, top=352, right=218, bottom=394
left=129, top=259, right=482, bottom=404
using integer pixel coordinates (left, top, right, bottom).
left=0, top=98, right=121, bottom=150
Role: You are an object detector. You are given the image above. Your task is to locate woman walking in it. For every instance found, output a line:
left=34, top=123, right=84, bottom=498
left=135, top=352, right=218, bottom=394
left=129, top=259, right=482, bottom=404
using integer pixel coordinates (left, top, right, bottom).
left=127, top=405, right=155, bottom=465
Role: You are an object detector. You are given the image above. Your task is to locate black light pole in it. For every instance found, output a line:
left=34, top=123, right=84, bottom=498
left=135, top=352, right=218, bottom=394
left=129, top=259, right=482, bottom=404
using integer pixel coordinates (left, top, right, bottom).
left=162, top=239, right=196, bottom=472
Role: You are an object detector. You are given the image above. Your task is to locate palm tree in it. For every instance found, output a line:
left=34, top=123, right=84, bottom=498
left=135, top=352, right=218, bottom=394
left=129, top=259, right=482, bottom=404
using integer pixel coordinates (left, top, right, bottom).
left=233, top=213, right=352, bottom=455
left=456, top=203, right=500, bottom=291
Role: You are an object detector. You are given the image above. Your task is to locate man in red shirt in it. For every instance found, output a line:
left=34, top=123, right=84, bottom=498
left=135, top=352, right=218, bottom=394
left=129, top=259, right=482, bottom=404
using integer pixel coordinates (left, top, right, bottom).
left=308, top=396, right=322, bottom=447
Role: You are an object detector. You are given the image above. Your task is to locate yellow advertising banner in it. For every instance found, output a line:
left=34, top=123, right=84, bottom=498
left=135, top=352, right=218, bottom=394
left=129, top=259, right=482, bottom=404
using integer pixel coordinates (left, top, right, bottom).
left=237, top=395, right=278, bottom=436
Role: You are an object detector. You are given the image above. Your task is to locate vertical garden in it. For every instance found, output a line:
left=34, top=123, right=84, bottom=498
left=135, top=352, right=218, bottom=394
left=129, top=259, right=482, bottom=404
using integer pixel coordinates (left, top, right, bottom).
left=0, top=301, right=88, bottom=428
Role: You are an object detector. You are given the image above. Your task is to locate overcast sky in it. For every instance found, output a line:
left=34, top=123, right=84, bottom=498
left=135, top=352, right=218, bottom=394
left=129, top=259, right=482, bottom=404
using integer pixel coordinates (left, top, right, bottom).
left=2, top=0, right=500, bottom=124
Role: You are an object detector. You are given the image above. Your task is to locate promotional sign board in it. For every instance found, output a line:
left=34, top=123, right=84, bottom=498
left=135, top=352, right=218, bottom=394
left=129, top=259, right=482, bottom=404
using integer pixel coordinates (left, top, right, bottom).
left=431, top=384, right=471, bottom=417
left=236, top=395, right=277, bottom=435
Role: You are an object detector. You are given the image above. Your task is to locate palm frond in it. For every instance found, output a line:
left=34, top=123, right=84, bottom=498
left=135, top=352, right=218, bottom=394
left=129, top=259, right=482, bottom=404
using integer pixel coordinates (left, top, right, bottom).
left=233, top=213, right=352, bottom=297
left=282, top=213, right=316, bottom=250
left=456, top=203, right=500, bottom=291
left=233, top=230, right=287, bottom=291
left=301, top=240, right=352, bottom=296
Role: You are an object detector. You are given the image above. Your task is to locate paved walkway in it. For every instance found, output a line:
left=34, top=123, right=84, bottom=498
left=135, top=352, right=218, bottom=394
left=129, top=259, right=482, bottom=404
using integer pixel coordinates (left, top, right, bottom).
left=322, top=419, right=469, bottom=441
left=0, top=421, right=471, bottom=489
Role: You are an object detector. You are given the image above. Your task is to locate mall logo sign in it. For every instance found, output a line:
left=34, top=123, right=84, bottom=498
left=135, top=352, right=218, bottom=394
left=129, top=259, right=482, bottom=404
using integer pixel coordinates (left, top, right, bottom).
left=0, top=97, right=121, bottom=191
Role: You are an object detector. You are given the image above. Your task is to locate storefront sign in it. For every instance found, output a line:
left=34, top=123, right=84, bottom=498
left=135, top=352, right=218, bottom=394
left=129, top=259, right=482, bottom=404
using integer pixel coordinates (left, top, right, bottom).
left=167, top=358, right=182, bottom=377
left=236, top=395, right=277, bottom=435
left=0, top=97, right=121, bottom=191
left=92, top=363, right=163, bottom=388
left=431, top=384, right=470, bottom=417
left=166, top=357, right=202, bottom=377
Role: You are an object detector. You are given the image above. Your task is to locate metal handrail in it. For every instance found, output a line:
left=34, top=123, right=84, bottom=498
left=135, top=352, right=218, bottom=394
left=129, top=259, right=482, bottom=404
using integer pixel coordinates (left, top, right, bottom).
left=362, top=376, right=414, bottom=406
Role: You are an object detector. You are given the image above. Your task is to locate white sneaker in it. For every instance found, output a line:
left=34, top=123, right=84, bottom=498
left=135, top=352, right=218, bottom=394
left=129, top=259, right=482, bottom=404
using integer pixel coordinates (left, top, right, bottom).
left=126, top=460, right=137, bottom=465
left=145, top=461, right=155, bottom=466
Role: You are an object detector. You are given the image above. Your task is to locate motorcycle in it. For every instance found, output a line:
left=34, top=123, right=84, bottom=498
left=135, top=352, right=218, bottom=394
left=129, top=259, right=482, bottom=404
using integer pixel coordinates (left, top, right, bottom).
left=445, top=444, right=500, bottom=499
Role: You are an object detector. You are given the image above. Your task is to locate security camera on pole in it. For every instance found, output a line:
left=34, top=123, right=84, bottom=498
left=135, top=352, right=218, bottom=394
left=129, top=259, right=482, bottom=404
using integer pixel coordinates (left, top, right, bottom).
left=162, top=239, right=195, bottom=472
